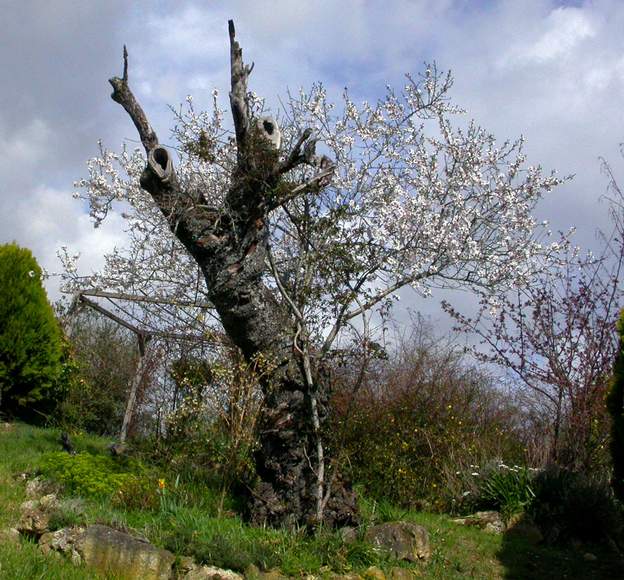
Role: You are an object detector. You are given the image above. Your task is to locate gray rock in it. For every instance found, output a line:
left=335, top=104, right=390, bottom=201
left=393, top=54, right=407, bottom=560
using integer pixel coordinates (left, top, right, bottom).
left=17, top=496, right=57, bottom=537
left=184, top=564, right=243, bottom=579
left=389, top=567, right=421, bottom=579
left=38, top=524, right=174, bottom=579
left=78, top=524, right=175, bottom=579
left=243, top=565, right=288, bottom=580
left=39, top=527, right=86, bottom=565
left=20, top=499, right=39, bottom=511
left=505, top=514, right=543, bottom=544
left=363, top=566, right=386, bottom=579
left=364, top=522, right=431, bottom=562
left=339, top=526, right=358, bottom=544
left=25, top=476, right=58, bottom=498
left=452, top=511, right=505, bottom=534
left=39, top=493, right=59, bottom=511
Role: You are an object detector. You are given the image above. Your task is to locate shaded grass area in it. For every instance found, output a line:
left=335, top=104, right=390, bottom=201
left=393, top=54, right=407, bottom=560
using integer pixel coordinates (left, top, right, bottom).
left=498, top=532, right=624, bottom=580
left=1, top=423, right=623, bottom=579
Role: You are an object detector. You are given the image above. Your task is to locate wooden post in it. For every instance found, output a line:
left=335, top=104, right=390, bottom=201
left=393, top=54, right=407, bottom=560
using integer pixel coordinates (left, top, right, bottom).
left=119, top=333, right=149, bottom=444
left=62, top=293, right=83, bottom=339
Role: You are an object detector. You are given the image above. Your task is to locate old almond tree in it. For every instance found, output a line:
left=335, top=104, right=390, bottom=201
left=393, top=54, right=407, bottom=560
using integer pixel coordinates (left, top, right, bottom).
left=65, top=21, right=565, bottom=527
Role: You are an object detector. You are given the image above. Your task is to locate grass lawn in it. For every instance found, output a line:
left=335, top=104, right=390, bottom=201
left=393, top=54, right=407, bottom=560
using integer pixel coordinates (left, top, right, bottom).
left=1, top=422, right=623, bottom=579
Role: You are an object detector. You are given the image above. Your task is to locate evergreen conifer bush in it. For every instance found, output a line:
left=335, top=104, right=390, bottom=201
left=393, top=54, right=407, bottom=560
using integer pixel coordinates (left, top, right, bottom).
left=0, top=242, right=63, bottom=419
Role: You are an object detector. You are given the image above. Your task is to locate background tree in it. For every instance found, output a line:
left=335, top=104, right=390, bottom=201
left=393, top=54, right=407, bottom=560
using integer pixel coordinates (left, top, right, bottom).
left=66, top=22, right=565, bottom=526
left=444, top=189, right=624, bottom=472
left=0, top=243, right=63, bottom=420
left=56, top=308, right=138, bottom=435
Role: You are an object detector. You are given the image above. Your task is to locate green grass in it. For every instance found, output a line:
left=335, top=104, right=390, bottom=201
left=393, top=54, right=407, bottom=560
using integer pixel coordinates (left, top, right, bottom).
left=1, top=422, right=623, bottom=579
left=0, top=424, right=116, bottom=579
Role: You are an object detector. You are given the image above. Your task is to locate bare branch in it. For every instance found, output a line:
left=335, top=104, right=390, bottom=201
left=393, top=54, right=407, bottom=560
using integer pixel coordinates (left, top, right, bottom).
left=122, top=45, right=128, bottom=82
left=279, top=128, right=313, bottom=174
left=268, top=164, right=335, bottom=211
left=228, top=19, right=251, bottom=154
left=109, top=47, right=158, bottom=154
left=77, top=289, right=212, bottom=309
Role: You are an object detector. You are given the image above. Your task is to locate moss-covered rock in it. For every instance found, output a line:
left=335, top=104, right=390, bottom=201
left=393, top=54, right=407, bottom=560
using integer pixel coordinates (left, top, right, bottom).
left=364, top=522, right=430, bottom=562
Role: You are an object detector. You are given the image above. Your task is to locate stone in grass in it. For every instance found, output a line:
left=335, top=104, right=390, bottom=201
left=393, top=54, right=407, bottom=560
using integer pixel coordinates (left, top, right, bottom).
left=185, top=565, right=244, bottom=579
left=243, top=564, right=289, bottom=579
left=17, top=495, right=58, bottom=537
left=363, top=565, right=386, bottom=580
left=389, top=567, right=423, bottom=579
left=79, top=524, right=175, bottom=579
left=505, top=514, right=543, bottom=545
left=451, top=511, right=505, bottom=534
left=25, top=476, right=59, bottom=499
left=339, top=526, right=359, bottom=544
left=39, top=527, right=86, bottom=565
left=364, top=522, right=431, bottom=562
left=179, top=556, right=243, bottom=580
left=39, top=524, right=175, bottom=579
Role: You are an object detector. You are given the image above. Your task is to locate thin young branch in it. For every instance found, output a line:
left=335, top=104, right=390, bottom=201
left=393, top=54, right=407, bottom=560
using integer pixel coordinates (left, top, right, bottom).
left=267, top=249, right=304, bottom=321
left=322, top=272, right=425, bottom=354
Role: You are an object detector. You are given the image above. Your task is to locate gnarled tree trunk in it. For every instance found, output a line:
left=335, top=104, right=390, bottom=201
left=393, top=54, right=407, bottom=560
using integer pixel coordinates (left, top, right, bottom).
left=108, top=23, right=357, bottom=527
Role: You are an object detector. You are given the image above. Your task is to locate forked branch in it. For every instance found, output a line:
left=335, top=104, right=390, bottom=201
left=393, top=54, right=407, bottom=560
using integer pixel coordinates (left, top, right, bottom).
left=278, top=128, right=333, bottom=176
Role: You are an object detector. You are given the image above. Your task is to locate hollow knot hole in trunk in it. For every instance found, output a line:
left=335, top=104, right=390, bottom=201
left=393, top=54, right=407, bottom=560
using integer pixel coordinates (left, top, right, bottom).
left=153, top=147, right=169, bottom=171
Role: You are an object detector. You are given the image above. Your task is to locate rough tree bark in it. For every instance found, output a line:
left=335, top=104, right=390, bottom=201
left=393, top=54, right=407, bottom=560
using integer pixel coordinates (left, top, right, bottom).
left=108, top=23, right=357, bottom=527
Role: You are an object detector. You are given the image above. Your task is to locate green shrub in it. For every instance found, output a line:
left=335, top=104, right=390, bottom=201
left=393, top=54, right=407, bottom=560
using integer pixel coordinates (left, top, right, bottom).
left=112, top=474, right=160, bottom=510
left=607, top=310, right=624, bottom=503
left=0, top=243, right=64, bottom=419
left=144, top=350, right=262, bottom=497
left=38, top=451, right=148, bottom=500
left=529, top=467, right=622, bottom=543
left=329, top=325, right=525, bottom=511
left=56, top=308, right=136, bottom=436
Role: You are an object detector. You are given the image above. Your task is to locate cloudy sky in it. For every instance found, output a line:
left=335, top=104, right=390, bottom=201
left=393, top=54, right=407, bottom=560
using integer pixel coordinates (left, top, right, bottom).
left=2, top=0, right=624, bottom=323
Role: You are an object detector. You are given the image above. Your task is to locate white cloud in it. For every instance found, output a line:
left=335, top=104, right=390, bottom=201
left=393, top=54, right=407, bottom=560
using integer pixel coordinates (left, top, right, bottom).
left=144, top=5, right=226, bottom=61
left=13, top=186, right=127, bottom=300
left=4, top=0, right=624, bottom=326
left=500, top=7, right=596, bottom=68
